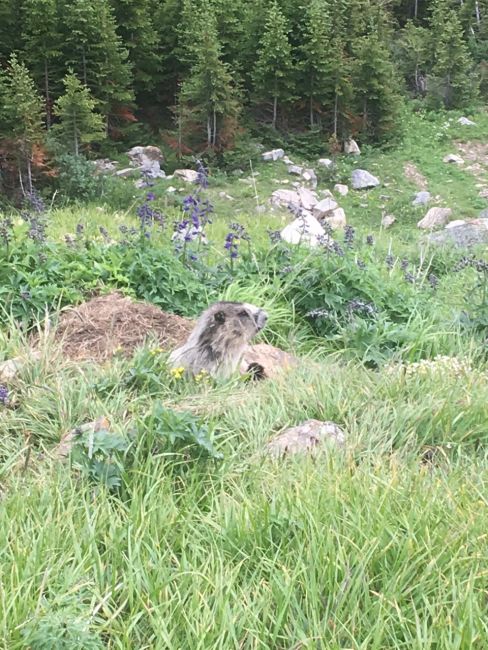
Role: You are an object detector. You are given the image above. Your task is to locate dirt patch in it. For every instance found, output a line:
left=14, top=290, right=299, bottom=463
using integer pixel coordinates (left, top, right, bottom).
left=43, top=292, right=194, bottom=362
left=403, top=162, right=428, bottom=190
left=455, top=140, right=488, bottom=165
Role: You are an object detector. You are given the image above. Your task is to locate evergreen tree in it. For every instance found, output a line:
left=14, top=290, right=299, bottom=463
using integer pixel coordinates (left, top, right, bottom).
left=352, top=28, right=403, bottom=142
left=300, top=0, right=334, bottom=128
left=109, top=0, right=161, bottom=96
left=253, top=1, right=294, bottom=129
left=178, top=11, right=240, bottom=148
left=51, top=72, right=106, bottom=155
left=396, top=20, right=431, bottom=95
left=0, top=0, right=22, bottom=61
left=428, top=1, right=479, bottom=108
left=60, top=0, right=134, bottom=131
left=1, top=55, right=45, bottom=193
left=21, top=0, right=62, bottom=127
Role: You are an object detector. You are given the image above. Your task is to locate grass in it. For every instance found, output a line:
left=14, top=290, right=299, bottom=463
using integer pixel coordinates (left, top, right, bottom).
left=1, top=106, right=488, bottom=648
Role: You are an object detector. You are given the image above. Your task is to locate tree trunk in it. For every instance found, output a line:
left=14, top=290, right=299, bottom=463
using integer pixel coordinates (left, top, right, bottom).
left=414, top=0, right=418, bottom=18
left=475, top=1, right=481, bottom=25
left=44, top=59, right=51, bottom=128
left=26, top=155, right=33, bottom=194
left=272, top=95, right=277, bottom=130
left=310, top=95, right=314, bottom=129
left=207, top=114, right=212, bottom=147
left=73, top=112, right=79, bottom=156
left=212, top=108, right=217, bottom=148
left=333, top=93, right=338, bottom=137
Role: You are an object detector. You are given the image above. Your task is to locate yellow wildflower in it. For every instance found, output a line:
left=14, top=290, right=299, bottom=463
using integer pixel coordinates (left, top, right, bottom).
left=170, top=366, right=185, bottom=380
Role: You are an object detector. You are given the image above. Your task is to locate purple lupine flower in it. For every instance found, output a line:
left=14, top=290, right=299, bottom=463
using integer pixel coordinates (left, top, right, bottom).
left=0, top=385, right=8, bottom=406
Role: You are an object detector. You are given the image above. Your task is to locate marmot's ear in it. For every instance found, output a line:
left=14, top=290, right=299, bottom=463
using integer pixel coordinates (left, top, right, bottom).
left=214, top=310, right=226, bottom=324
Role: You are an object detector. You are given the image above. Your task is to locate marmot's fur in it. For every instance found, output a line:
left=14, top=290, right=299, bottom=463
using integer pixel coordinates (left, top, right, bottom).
left=169, top=301, right=268, bottom=379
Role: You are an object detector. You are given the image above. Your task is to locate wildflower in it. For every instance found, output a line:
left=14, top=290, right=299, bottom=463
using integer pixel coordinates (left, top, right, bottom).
left=267, top=229, right=282, bottom=244
left=196, top=159, right=209, bottom=188
left=64, top=234, right=75, bottom=247
left=366, top=234, right=374, bottom=246
left=76, top=223, right=84, bottom=236
left=344, top=225, right=355, bottom=247
left=356, top=260, right=367, bottom=270
left=0, top=214, right=13, bottom=246
left=404, top=271, right=416, bottom=284
left=170, top=366, right=185, bottom=380
left=332, top=241, right=345, bottom=257
left=0, top=384, right=8, bottom=406
left=307, top=308, right=334, bottom=319
left=146, top=192, right=156, bottom=202
left=99, top=226, right=110, bottom=242
left=347, top=299, right=377, bottom=317
left=428, top=273, right=439, bottom=289
left=385, top=254, right=395, bottom=270
left=195, top=369, right=209, bottom=383
left=400, top=258, right=409, bottom=271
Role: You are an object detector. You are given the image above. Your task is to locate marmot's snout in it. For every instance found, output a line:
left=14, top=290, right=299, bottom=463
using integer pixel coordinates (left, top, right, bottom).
left=254, top=309, right=268, bottom=331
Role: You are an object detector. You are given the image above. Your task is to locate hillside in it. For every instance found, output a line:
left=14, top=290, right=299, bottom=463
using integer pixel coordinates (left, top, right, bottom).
left=0, top=106, right=487, bottom=648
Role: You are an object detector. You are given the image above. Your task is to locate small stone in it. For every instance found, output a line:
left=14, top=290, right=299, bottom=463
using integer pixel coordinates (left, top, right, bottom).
left=280, top=214, right=330, bottom=247
left=417, top=207, right=452, bottom=230
left=443, top=154, right=464, bottom=165
left=458, top=117, right=476, bottom=126
left=57, top=416, right=111, bottom=459
left=262, top=148, right=285, bottom=162
left=0, top=352, right=41, bottom=382
left=174, top=169, right=199, bottom=183
left=351, top=169, right=380, bottom=190
left=479, top=208, right=488, bottom=219
left=265, top=419, right=346, bottom=458
left=381, top=214, right=396, bottom=228
left=445, top=220, right=466, bottom=229
left=428, top=222, right=488, bottom=248
left=318, top=158, right=334, bottom=168
left=298, top=187, right=318, bottom=211
left=479, top=188, right=488, bottom=199
left=344, top=139, right=361, bottom=155
left=116, top=167, right=139, bottom=178
left=323, top=207, right=346, bottom=229
left=218, top=191, right=234, bottom=200
left=240, top=343, right=299, bottom=380
left=334, top=183, right=349, bottom=196
left=166, top=186, right=176, bottom=193
left=271, top=189, right=301, bottom=210
left=320, top=189, right=334, bottom=198
left=412, top=191, right=431, bottom=206
left=313, top=198, right=339, bottom=219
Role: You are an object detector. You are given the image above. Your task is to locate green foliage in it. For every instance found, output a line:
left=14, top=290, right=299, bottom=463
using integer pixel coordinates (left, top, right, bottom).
left=253, top=1, right=294, bottom=129
left=22, top=609, right=104, bottom=650
left=51, top=73, right=106, bottom=155
left=53, top=154, right=105, bottom=202
left=428, top=1, right=479, bottom=109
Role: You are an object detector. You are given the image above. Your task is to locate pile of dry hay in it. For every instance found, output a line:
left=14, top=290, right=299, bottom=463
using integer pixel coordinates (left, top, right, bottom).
left=45, top=292, right=194, bottom=362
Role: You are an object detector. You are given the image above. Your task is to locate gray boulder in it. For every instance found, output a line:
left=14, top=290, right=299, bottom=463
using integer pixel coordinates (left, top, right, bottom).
left=318, top=158, right=334, bottom=168
left=174, top=169, right=199, bottom=183
left=412, top=191, right=431, bottom=206
left=351, top=169, right=380, bottom=190
left=271, top=189, right=301, bottom=210
left=458, top=117, right=476, bottom=126
left=313, top=197, right=339, bottom=219
left=262, top=148, right=285, bottom=162
left=428, top=221, right=488, bottom=248
left=127, top=145, right=165, bottom=178
left=443, top=153, right=464, bottom=165
left=417, top=207, right=452, bottom=229
left=265, top=419, right=346, bottom=458
left=344, top=139, right=361, bottom=155
left=280, top=214, right=329, bottom=247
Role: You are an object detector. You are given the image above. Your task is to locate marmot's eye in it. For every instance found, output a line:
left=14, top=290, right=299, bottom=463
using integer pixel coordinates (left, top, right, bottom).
left=238, top=310, right=250, bottom=318
left=214, top=311, right=226, bottom=323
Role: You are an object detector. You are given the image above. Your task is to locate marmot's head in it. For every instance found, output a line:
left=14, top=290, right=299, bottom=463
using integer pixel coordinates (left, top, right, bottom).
left=169, top=301, right=268, bottom=379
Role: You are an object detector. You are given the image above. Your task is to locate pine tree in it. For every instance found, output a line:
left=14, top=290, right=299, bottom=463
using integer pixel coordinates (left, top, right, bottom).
left=300, top=0, right=334, bottom=128
left=60, top=0, right=134, bottom=132
left=428, top=1, right=479, bottom=108
left=51, top=72, right=106, bottom=155
left=352, top=28, right=403, bottom=142
left=109, top=0, right=161, bottom=96
left=178, top=11, right=240, bottom=148
left=0, top=0, right=22, bottom=61
left=21, top=0, right=63, bottom=127
left=396, top=20, right=431, bottom=95
left=253, top=1, right=294, bottom=129
left=1, top=55, right=45, bottom=193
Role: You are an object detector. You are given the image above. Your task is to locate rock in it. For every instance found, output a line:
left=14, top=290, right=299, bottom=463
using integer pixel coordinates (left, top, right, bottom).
left=351, top=169, right=380, bottom=190
left=57, top=416, right=110, bottom=459
left=0, top=352, right=41, bottom=382
left=318, top=158, right=334, bottom=168
left=417, top=207, right=452, bottom=229
left=116, top=167, right=140, bottom=178
left=287, top=164, right=303, bottom=176
left=302, top=168, right=317, bottom=188
left=344, top=139, right=360, bottom=155
left=270, top=189, right=301, bottom=210
left=412, top=191, right=431, bottom=206
left=134, top=178, right=148, bottom=189
left=174, top=169, right=199, bottom=183
left=443, top=153, right=464, bottom=165
left=313, top=197, right=339, bottom=219
left=381, top=214, right=396, bottom=228
left=92, top=159, right=118, bottom=175
left=280, top=214, right=330, bottom=247
left=334, top=183, right=349, bottom=196
left=458, top=117, right=476, bottom=126
left=479, top=188, right=488, bottom=199
left=262, top=148, right=285, bottom=162
left=127, top=145, right=165, bottom=178
left=218, top=191, right=234, bottom=200
left=323, top=207, right=347, bottom=230
left=283, top=155, right=294, bottom=165
left=427, top=221, right=488, bottom=248
left=445, top=219, right=466, bottom=229
left=297, top=187, right=318, bottom=211
left=166, top=186, right=177, bottom=193
left=172, top=224, right=208, bottom=244
left=320, top=189, right=334, bottom=199
left=479, top=208, right=488, bottom=219
left=265, top=419, right=346, bottom=458
left=240, top=343, right=299, bottom=380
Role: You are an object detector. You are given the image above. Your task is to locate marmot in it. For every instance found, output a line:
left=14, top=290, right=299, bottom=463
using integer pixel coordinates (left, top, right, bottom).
left=169, top=301, right=268, bottom=379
